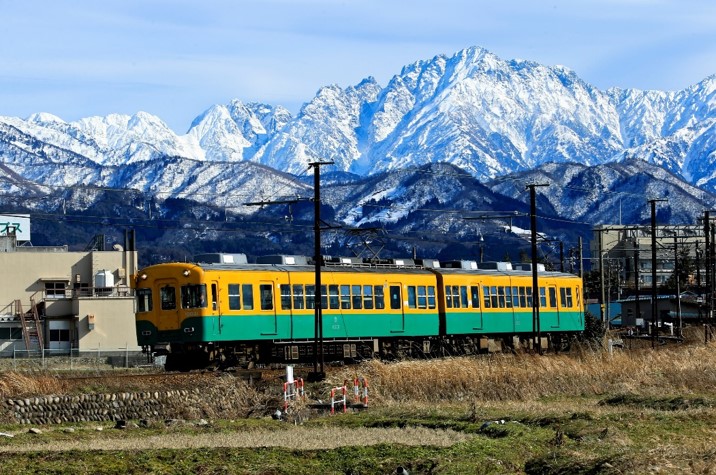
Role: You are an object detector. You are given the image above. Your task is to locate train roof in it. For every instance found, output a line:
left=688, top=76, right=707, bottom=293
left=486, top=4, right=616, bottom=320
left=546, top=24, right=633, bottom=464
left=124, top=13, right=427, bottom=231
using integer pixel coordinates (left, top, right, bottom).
left=152, top=260, right=580, bottom=279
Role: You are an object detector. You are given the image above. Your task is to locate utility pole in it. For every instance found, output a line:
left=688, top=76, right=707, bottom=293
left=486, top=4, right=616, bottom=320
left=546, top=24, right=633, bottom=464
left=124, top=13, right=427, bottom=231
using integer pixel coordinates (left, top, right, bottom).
left=649, top=199, right=667, bottom=348
left=308, top=160, right=333, bottom=382
left=527, top=183, right=549, bottom=354
left=599, top=228, right=606, bottom=326
left=634, top=241, right=640, bottom=331
left=578, top=236, right=584, bottom=279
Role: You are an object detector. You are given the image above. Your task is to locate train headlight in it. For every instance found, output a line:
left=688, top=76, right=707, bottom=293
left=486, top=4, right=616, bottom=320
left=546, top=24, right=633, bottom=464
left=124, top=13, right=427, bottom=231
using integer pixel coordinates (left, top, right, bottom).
left=183, top=270, right=191, bottom=277
left=140, top=273, right=147, bottom=280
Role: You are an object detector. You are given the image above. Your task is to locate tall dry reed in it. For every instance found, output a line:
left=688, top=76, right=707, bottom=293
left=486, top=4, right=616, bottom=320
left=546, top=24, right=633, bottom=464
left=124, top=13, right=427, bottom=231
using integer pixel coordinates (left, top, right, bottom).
left=332, top=342, right=716, bottom=404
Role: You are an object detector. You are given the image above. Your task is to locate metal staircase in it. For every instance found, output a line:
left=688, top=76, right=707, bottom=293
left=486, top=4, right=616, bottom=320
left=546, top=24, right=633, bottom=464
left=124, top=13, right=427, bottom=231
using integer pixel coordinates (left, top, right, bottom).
left=16, top=298, right=44, bottom=353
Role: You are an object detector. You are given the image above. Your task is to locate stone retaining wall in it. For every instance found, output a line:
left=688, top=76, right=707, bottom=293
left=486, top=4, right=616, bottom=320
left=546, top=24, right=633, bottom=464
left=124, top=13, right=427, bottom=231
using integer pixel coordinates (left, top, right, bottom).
left=4, top=390, right=199, bottom=425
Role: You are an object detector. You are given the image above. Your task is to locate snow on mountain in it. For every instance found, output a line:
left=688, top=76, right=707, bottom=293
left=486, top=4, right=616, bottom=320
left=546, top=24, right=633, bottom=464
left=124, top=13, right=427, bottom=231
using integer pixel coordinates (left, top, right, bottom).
left=187, top=100, right=292, bottom=162
left=2, top=45, right=716, bottom=219
left=254, top=78, right=382, bottom=174
left=488, top=159, right=716, bottom=225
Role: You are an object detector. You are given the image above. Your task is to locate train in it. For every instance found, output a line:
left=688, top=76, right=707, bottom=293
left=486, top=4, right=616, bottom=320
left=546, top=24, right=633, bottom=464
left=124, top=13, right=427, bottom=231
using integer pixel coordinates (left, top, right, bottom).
left=132, top=253, right=585, bottom=370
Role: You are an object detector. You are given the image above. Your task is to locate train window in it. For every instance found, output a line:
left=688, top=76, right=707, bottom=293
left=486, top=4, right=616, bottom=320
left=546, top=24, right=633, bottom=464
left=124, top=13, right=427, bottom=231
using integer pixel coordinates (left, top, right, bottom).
left=293, top=285, right=305, bottom=309
left=417, top=286, right=427, bottom=309
left=504, top=287, right=512, bottom=308
left=260, top=285, right=274, bottom=310
left=160, top=285, right=176, bottom=310
left=497, top=287, right=506, bottom=308
left=363, top=285, right=374, bottom=309
left=340, top=285, right=351, bottom=309
left=305, top=285, right=315, bottom=309
left=228, top=284, right=241, bottom=310
left=511, top=286, right=519, bottom=307
left=407, top=286, right=417, bottom=309
left=428, top=286, right=436, bottom=309
left=320, top=285, right=328, bottom=309
left=490, top=286, right=498, bottom=308
left=352, top=285, right=362, bottom=309
left=181, top=284, right=207, bottom=309
left=560, top=287, right=574, bottom=307
left=575, top=287, right=580, bottom=308
left=526, top=287, right=533, bottom=307
left=518, top=287, right=527, bottom=308
left=451, top=286, right=461, bottom=308
left=389, top=286, right=401, bottom=310
left=212, top=284, right=217, bottom=311
left=460, top=286, right=468, bottom=308
left=280, top=285, right=291, bottom=310
left=539, top=287, right=547, bottom=308
left=136, top=288, right=152, bottom=312
left=549, top=287, right=557, bottom=308
left=483, top=286, right=491, bottom=308
left=375, top=285, right=385, bottom=309
left=242, top=284, right=254, bottom=310
left=470, top=286, right=479, bottom=308
left=445, top=286, right=453, bottom=308
left=329, top=285, right=340, bottom=309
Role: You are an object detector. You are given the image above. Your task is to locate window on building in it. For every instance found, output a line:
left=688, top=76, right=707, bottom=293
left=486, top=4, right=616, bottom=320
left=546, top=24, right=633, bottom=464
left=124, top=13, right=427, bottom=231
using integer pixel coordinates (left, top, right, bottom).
left=49, top=329, right=70, bottom=342
left=0, top=328, right=23, bottom=340
left=45, top=281, right=67, bottom=299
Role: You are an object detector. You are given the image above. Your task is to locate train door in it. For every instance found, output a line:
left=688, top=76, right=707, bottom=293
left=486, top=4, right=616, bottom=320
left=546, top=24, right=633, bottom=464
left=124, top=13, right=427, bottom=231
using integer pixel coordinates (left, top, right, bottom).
left=389, top=283, right=405, bottom=333
left=469, top=283, right=483, bottom=330
left=211, top=281, right=220, bottom=334
left=259, top=281, right=278, bottom=335
left=549, top=285, right=560, bottom=328
left=155, top=278, right=181, bottom=330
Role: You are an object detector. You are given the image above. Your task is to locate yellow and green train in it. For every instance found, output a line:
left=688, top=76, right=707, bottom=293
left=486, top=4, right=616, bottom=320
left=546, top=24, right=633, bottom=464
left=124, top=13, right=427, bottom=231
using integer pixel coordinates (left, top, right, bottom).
left=133, top=254, right=584, bottom=370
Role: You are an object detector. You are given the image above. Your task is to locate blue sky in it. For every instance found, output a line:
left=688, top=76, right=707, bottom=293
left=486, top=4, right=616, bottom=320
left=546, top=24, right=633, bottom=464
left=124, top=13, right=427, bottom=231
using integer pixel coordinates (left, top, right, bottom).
left=1, top=0, right=715, bottom=133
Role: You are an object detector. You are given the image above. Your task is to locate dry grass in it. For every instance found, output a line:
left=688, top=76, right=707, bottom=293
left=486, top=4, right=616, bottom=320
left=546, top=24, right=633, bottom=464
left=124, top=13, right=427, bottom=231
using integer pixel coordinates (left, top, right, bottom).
left=0, top=426, right=472, bottom=453
left=330, top=339, right=716, bottom=405
left=0, top=371, right=65, bottom=398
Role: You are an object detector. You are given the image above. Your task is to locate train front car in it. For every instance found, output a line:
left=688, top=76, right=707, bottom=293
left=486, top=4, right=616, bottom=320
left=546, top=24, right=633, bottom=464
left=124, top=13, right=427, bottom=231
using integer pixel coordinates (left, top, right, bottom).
left=133, top=262, right=215, bottom=370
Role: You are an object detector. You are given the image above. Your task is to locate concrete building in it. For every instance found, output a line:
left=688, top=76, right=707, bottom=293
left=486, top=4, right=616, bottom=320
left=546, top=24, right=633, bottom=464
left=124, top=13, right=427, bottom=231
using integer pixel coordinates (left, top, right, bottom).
left=0, top=219, right=139, bottom=356
left=591, top=224, right=705, bottom=291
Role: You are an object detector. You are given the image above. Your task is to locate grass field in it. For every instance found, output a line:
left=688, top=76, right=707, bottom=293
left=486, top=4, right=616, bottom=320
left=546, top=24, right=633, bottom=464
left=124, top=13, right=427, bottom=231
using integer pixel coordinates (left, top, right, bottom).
left=2, top=332, right=716, bottom=474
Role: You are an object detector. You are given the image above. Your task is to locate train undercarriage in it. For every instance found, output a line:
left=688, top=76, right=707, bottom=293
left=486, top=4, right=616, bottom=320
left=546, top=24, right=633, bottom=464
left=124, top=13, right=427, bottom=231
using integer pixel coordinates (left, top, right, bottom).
left=153, top=333, right=576, bottom=372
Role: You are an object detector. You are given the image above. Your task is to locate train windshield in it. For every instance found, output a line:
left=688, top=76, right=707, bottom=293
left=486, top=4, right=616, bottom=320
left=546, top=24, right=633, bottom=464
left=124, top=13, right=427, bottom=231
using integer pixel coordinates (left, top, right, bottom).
left=181, top=284, right=208, bottom=309
left=136, top=288, right=152, bottom=312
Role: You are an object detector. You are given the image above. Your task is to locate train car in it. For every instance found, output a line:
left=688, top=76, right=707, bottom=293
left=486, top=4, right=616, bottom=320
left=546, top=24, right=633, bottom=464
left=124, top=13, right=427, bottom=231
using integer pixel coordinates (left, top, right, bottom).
left=134, top=255, right=441, bottom=369
left=133, top=255, right=585, bottom=370
left=433, top=261, right=583, bottom=353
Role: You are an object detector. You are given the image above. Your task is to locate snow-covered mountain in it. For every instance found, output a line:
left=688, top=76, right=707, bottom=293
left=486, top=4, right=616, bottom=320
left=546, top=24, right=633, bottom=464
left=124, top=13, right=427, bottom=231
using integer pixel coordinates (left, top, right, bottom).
left=1, top=45, right=716, bottom=228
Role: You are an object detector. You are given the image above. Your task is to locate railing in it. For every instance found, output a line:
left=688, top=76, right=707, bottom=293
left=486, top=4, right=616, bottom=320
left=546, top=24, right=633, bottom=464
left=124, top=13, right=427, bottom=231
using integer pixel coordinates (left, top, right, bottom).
left=2, top=345, right=151, bottom=371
